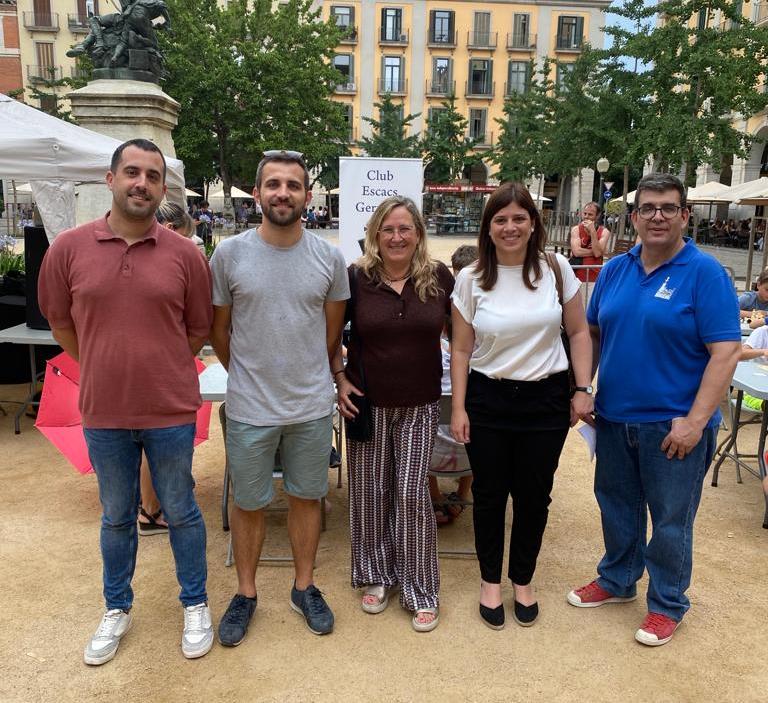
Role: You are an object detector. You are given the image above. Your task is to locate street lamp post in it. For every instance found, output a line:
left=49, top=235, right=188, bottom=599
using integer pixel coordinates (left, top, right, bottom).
left=596, top=157, right=610, bottom=210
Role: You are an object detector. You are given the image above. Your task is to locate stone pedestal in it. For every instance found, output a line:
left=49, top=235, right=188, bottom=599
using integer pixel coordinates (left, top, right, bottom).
left=68, top=79, right=181, bottom=225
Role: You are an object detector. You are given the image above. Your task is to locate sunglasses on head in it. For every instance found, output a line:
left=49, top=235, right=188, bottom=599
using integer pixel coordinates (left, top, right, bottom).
left=262, top=149, right=304, bottom=160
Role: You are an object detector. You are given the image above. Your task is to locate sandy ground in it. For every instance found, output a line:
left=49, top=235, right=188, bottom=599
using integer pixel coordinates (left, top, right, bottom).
left=1, top=235, right=766, bottom=702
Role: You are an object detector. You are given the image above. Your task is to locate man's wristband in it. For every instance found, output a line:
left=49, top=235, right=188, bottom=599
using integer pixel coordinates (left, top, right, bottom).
left=332, top=369, right=345, bottom=378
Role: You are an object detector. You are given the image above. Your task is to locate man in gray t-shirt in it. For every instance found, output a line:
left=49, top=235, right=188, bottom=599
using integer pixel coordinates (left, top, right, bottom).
left=210, top=151, right=349, bottom=644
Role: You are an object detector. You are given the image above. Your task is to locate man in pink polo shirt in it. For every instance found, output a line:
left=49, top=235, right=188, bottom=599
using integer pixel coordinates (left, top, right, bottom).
left=38, top=139, right=214, bottom=665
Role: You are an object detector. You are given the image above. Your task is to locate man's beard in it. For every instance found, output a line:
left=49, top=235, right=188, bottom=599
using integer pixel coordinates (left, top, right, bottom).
left=262, top=201, right=302, bottom=227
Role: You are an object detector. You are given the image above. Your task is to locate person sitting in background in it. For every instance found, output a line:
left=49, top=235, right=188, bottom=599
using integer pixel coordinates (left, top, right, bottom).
left=740, top=326, right=768, bottom=504
left=429, top=243, right=478, bottom=525
left=739, top=269, right=768, bottom=329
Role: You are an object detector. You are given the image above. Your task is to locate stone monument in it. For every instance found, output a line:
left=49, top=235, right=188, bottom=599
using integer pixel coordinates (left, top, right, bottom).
left=66, top=0, right=183, bottom=224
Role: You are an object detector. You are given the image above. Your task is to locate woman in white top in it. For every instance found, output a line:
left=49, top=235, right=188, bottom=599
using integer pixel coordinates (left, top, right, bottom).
left=450, top=182, right=594, bottom=630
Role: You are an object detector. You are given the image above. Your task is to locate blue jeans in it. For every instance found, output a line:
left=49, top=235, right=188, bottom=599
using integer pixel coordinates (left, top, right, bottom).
left=84, top=424, right=207, bottom=610
left=594, top=418, right=717, bottom=621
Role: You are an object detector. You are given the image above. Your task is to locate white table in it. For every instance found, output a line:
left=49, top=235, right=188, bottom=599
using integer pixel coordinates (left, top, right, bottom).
left=198, top=361, right=227, bottom=401
left=0, top=323, right=58, bottom=433
left=712, top=360, right=768, bottom=528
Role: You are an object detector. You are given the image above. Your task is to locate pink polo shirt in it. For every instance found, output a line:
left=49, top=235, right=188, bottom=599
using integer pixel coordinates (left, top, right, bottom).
left=39, top=214, right=213, bottom=429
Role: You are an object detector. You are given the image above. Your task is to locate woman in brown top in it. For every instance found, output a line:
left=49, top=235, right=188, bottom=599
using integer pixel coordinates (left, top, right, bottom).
left=335, top=196, right=454, bottom=632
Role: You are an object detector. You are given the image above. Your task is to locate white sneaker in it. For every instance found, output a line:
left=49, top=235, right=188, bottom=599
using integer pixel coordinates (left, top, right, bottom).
left=84, top=609, right=132, bottom=666
left=182, top=603, right=213, bottom=659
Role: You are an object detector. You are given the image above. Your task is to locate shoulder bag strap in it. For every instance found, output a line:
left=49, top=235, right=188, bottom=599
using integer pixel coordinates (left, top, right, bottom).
left=349, top=265, right=366, bottom=390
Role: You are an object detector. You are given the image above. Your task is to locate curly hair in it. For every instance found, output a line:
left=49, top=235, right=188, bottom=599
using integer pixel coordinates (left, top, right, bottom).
left=475, top=182, right=547, bottom=291
left=357, top=196, right=441, bottom=302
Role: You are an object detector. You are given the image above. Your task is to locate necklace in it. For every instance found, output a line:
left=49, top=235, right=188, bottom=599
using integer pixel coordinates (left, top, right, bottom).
left=382, top=270, right=410, bottom=286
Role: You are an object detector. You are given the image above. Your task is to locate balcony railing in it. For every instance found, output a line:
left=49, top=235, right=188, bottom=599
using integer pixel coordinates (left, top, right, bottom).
left=504, top=80, right=528, bottom=96
left=67, top=13, right=91, bottom=32
left=555, top=36, right=583, bottom=51
left=27, top=64, right=63, bottom=82
left=426, top=78, right=455, bottom=96
left=470, top=131, right=494, bottom=149
left=465, top=80, right=495, bottom=98
left=380, top=28, right=409, bottom=45
left=467, top=31, right=497, bottom=49
left=338, top=26, right=358, bottom=44
left=378, top=78, right=407, bottom=95
left=427, top=29, right=457, bottom=48
left=23, top=11, right=59, bottom=31
left=335, top=80, right=357, bottom=94
left=756, top=2, right=768, bottom=25
left=506, top=32, right=536, bottom=50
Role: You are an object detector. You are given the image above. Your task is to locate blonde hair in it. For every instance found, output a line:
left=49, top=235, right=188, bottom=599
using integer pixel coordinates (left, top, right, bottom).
left=156, top=201, right=195, bottom=237
left=358, top=196, right=441, bottom=302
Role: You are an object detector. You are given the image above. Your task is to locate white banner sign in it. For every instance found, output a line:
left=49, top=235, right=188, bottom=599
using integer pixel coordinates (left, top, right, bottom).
left=338, top=157, right=423, bottom=263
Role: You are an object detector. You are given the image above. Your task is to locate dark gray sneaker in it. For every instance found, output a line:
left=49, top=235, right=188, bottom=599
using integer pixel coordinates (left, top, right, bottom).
left=290, top=584, right=334, bottom=635
left=217, top=594, right=257, bottom=647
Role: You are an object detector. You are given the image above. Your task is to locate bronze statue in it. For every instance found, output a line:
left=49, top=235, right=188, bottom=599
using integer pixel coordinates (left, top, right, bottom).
left=67, top=0, right=171, bottom=82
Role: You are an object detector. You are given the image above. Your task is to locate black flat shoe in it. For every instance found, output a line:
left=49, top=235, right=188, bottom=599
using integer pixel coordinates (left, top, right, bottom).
left=513, top=600, right=539, bottom=627
left=479, top=603, right=505, bottom=630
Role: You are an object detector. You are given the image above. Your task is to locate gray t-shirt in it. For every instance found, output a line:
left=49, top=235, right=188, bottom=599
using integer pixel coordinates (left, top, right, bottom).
left=210, top=228, right=350, bottom=425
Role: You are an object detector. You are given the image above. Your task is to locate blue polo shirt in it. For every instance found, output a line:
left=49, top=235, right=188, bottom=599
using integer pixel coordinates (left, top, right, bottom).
left=587, top=239, right=739, bottom=426
left=738, top=290, right=768, bottom=312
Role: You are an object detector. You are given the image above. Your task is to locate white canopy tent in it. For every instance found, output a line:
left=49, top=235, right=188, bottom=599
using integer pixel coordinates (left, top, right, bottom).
left=0, top=93, right=186, bottom=240
left=206, top=180, right=253, bottom=206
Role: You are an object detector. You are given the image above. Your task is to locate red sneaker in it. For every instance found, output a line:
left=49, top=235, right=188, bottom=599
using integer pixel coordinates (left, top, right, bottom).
left=635, top=612, right=679, bottom=646
left=567, top=580, right=637, bottom=608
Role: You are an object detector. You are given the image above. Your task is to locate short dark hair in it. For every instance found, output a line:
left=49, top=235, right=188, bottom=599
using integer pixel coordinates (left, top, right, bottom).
left=110, top=138, right=167, bottom=181
left=583, top=201, right=602, bottom=215
left=451, top=244, right=478, bottom=273
left=634, top=173, right=686, bottom=209
left=476, top=182, right=547, bottom=291
left=200, top=200, right=209, bottom=208
left=757, top=268, right=768, bottom=287
left=255, top=151, right=310, bottom=191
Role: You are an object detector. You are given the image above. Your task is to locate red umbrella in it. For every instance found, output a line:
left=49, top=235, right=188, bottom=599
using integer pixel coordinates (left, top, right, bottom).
left=35, top=352, right=213, bottom=474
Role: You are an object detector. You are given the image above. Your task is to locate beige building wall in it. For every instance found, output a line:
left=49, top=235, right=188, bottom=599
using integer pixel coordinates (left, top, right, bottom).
left=15, top=0, right=97, bottom=110
left=322, top=0, right=609, bottom=189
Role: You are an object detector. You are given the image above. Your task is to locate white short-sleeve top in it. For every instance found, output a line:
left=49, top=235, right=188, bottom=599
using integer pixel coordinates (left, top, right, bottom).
left=451, top=253, right=581, bottom=381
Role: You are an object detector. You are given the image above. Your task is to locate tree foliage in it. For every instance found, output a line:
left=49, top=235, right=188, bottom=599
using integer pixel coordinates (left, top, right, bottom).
left=160, top=0, right=349, bottom=194
left=421, top=93, right=476, bottom=183
left=602, top=0, right=768, bottom=182
left=492, top=59, right=555, bottom=182
left=357, top=94, right=421, bottom=158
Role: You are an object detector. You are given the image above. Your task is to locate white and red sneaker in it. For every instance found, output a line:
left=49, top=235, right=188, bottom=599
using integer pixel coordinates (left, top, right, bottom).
left=567, top=580, right=637, bottom=608
left=635, top=612, right=679, bottom=646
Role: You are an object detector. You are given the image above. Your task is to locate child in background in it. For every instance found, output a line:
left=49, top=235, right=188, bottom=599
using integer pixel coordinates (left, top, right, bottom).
left=430, top=244, right=478, bottom=525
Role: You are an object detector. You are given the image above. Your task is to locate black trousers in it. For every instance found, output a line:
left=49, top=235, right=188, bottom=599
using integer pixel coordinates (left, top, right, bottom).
left=464, top=371, right=569, bottom=585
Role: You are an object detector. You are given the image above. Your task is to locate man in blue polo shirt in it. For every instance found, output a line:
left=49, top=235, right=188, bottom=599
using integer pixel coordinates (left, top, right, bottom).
left=566, top=173, right=741, bottom=646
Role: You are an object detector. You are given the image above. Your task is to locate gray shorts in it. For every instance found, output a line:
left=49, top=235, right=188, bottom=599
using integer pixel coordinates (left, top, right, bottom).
left=225, top=413, right=333, bottom=510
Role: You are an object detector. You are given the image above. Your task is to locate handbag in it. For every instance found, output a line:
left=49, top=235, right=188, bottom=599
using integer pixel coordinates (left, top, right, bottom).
left=545, top=253, right=576, bottom=394
left=568, top=255, right=583, bottom=267
left=344, top=265, right=373, bottom=442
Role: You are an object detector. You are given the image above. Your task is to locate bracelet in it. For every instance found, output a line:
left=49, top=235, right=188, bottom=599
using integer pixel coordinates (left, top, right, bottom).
left=332, top=369, right=345, bottom=377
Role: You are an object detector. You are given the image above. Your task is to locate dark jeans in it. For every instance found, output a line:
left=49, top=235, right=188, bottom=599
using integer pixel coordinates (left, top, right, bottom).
left=464, top=370, right=570, bottom=585
left=594, top=417, right=717, bottom=621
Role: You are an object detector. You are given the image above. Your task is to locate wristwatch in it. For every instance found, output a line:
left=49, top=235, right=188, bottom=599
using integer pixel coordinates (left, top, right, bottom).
left=573, top=385, right=594, bottom=395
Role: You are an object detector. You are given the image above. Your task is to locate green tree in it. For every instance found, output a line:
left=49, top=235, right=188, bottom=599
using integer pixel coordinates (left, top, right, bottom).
left=603, top=0, right=768, bottom=184
left=491, top=59, right=555, bottom=184
left=18, top=55, right=92, bottom=121
left=358, top=94, right=421, bottom=157
left=421, top=93, right=476, bottom=183
left=160, top=0, right=349, bottom=201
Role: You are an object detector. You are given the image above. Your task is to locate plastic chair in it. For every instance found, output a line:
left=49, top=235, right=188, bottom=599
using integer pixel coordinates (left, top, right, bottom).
left=712, top=391, right=763, bottom=487
left=429, top=394, right=475, bottom=558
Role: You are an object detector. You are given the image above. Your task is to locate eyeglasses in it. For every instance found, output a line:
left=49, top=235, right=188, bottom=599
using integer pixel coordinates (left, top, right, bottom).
left=636, top=204, right=686, bottom=220
left=262, top=149, right=304, bottom=160
left=379, top=225, right=416, bottom=237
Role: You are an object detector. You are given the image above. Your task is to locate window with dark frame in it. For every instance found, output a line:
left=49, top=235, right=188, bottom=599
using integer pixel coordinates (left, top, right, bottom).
left=430, top=10, right=454, bottom=43
left=556, top=16, right=584, bottom=49
left=381, top=8, right=403, bottom=41
left=469, top=58, right=492, bottom=95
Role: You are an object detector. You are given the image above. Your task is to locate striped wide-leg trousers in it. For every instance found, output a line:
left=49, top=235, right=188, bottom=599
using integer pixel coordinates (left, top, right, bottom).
left=347, top=401, right=441, bottom=611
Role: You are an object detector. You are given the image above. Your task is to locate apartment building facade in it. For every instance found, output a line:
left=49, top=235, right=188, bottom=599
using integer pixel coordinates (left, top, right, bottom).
left=322, top=0, right=610, bottom=206
left=12, top=0, right=97, bottom=111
